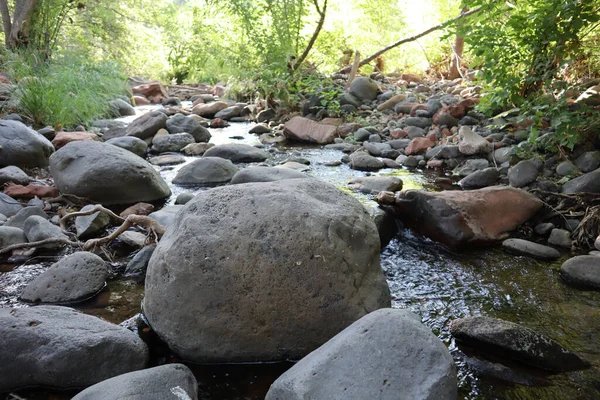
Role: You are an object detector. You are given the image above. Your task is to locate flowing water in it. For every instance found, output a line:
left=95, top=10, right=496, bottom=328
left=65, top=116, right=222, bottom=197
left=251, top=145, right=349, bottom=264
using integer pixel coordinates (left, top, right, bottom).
left=1, top=116, right=599, bottom=400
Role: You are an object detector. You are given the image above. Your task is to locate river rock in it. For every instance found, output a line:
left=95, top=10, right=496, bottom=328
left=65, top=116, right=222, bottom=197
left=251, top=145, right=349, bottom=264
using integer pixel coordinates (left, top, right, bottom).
left=230, top=166, right=307, bottom=184
left=132, top=81, right=168, bottom=103
left=249, top=124, right=271, bottom=134
left=502, top=239, right=561, bottom=260
left=23, top=215, right=69, bottom=248
left=556, top=161, right=578, bottom=177
left=283, top=116, right=338, bottom=144
left=405, top=137, right=436, bottom=156
left=106, top=136, right=148, bottom=158
left=192, top=101, right=229, bottom=117
left=349, top=76, right=378, bottom=101
left=152, top=133, right=195, bottom=153
left=450, top=316, right=589, bottom=372
left=453, top=159, right=489, bottom=177
left=266, top=309, right=456, bottom=400
left=126, top=111, right=168, bottom=140
left=148, top=205, right=184, bottom=227
left=0, top=226, right=27, bottom=249
left=144, top=178, right=391, bottom=363
left=49, top=141, right=170, bottom=205
left=493, top=147, right=513, bottom=164
left=173, top=157, right=238, bottom=185
left=348, top=176, right=403, bottom=194
left=560, top=255, right=600, bottom=289
left=404, top=117, right=432, bottom=129
left=20, top=252, right=107, bottom=304
left=458, top=126, right=492, bottom=155
left=0, top=166, right=30, bottom=186
left=166, top=114, right=211, bottom=143
left=125, top=245, right=155, bottom=278
left=110, top=98, right=136, bottom=116
left=182, top=142, right=214, bottom=156
left=215, top=105, right=241, bottom=120
left=508, top=159, right=541, bottom=188
left=52, top=131, right=101, bottom=150
left=459, top=168, right=499, bottom=189
left=175, top=192, right=195, bottom=205
left=548, top=228, right=572, bottom=248
left=149, top=154, right=186, bottom=166
left=378, top=186, right=542, bottom=247
left=0, top=192, right=23, bottom=217
left=0, top=306, right=148, bottom=391
left=562, top=168, right=600, bottom=194
left=75, top=204, right=111, bottom=239
left=71, top=364, right=198, bottom=400
left=0, top=120, right=55, bottom=167
left=575, top=151, right=600, bottom=173
left=349, top=152, right=385, bottom=171
left=204, top=143, right=269, bottom=163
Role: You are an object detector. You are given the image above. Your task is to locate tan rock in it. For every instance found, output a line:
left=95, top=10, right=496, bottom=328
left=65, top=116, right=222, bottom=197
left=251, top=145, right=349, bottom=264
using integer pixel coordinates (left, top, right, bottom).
left=377, top=94, right=407, bottom=111
left=52, top=131, right=100, bottom=150
left=4, top=183, right=59, bottom=199
left=458, top=126, right=493, bottom=155
left=181, top=143, right=215, bottom=156
left=191, top=101, right=229, bottom=117
left=132, top=82, right=168, bottom=104
left=120, top=202, right=155, bottom=218
left=283, top=116, right=338, bottom=145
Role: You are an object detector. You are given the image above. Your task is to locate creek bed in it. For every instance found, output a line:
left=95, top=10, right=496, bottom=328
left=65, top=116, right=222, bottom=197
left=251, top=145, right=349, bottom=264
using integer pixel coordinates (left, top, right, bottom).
left=1, top=121, right=599, bottom=400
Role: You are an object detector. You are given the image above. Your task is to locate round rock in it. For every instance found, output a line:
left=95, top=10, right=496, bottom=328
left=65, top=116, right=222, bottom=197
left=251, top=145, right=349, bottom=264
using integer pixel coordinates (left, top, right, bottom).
left=106, top=136, right=148, bottom=158
left=0, top=120, right=55, bottom=167
left=560, top=255, right=600, bottom=290
left=230, top=166, right=307, bottom=184
left=172, top=157, right=238, bottom=185
left=502, top=239, right=561, bottom=260
left=152, top=133, right=195, bottom=153
left=203, top=143, right=269, bottom=163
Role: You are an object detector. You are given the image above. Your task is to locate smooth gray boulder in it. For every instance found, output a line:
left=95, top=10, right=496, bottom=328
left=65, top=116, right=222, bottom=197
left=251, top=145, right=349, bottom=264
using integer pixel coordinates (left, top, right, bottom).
left=560, top=255, right=600, bottom=289
left=230, top=166, right=307, bottom=184
left=459, top=168, right=499, bottom=189
left=172, top=157, right=238, bottom=185
left=125, top=245, right=156, bottom=278
left=562, top=168, right=600, bottom=194
left=110, top=98, right=136, bottom=116
left=23, top=215, right=69, bottom=248
left=0, top=120, right=55, bottom=167
left=214, top=105, right=241, bottom=120
left=106, top=136, right=148, bottom=158
left=0, top=165, right=31, bottom=185
left=508, top=159, right=541, bottom=188
left=203, top=143, right=269, bottom=163
left=166, top=113, right=211, bottom=143
left=453, top=159, right=489, bottom=177
left=152, top=133, right=195, bottom=153
left=126, top=111, right=168, bottom=140
left=0, top=306, right=148, bottom=391
left=49, top=141, right=170, bottom=205
left=144, top=178, right=391, bottom=363
left=450, top=316, right=589, bottom=372
left=0, top=226, right=27, bottom=249
left=349, top=76, right=378, bottom=101
left=266, top=309, right=457, bottom=400
left=20, top=252, right=108, bottom=304
left=75, top=204, right=111, bottom=239
left=349, top=152, right=385, bottom=171
left=548, top=228, right=572, bottom=248
left=5, top=206, right=48, bottom=229
left=72, top=364, right=198, bottom=400
left=0, top=192, right=23, bottom=217
left=575, top=151, right=600, bottom=173
left=502, top=239, right=561, bottom=260
left=175, top=192, right=195, bottom=205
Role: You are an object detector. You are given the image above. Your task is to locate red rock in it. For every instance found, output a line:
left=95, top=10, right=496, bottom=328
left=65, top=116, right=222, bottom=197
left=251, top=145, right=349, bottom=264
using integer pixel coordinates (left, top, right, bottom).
left=4, top=184, right=59, bottom=199
left=52, top=131, right=100, bottom=150
left=405, top=137, right=435, bottom=156
left=192, top=101, right=229, bottom=117
left=441, top=128, right=452, bottom=137
left=338, top=123, right=362, bottom=138
left=427, top=159, right=444, bottom=168
left=443, top=98, right=479, bottom=119
left=409, top=104, right=428, bottom=117
left=210, top=118, right=229, bottom=128
left=390, top=129, right=408, bottom=139
left=120, top=202, right=154, bottom=218
left=401, top=73, right=422, bottom=83
left=132, top=82, right=168, bottom=104
left=192, top=98, right=205, bottom=107
left=283, top=116, right=338, bottom=145
left=133, top=96, right=150, bottom=106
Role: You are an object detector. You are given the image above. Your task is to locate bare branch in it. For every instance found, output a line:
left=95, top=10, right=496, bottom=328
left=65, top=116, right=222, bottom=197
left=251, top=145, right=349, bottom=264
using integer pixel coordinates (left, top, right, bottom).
left=0, top=237, right=81, bottom=255
left=293, top=0, right=328, bottom=71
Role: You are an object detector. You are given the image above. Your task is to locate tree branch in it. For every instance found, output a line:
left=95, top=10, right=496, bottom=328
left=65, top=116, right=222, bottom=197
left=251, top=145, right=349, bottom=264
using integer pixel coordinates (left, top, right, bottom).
left=0, top=237, right=81, bottom=255
left=293, top=0, right=328, bottom=71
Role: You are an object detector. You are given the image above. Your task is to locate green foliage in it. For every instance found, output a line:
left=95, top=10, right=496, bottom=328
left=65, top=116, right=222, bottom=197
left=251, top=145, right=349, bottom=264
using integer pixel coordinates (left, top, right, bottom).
left=12, top=52, right=128, bottom=128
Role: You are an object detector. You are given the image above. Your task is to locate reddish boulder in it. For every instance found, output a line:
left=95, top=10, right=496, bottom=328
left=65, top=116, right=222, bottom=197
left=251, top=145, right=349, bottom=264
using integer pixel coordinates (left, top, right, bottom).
left=132, top=82, right=168, bottom=104
left=120, top=202, right=155, bottom=218
left=283, top=116, right=338, bottom=145
left=133, top=96, right=150, bottom=106
left=377, top=186, right=542, bottom=247
left=4, top=184, right=59, bottom=199
left=390, top=129, right=408, bottom=139
left=401, top=73, right=422, bottom=83
left=210, top=118, right=229, bottom=128
left=52, top=132, right=101, bottom=150
left=405, top=137, right=436, bottom=156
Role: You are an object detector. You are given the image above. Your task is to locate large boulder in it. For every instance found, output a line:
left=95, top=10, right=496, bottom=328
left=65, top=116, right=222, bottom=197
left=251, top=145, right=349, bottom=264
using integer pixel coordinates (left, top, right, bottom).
left=450, top=316, right=589, bottom=372
left=266, top=309, right=456, bottom=400
left=0, top=120, right=55, bottom=167
left=377, top=186, right=542, bottom=247
left=131, top=81, right=168, bottom=103
left=126, top=111, right=168, bottom=140
left=230, top=166, right=307, bottom=184
left=0, top=306, right=148, bottom=391
left=144, top=178, right=391, bottom=363
left=283, top=116, right=338, bottom=144
left=349, top=76, right=378, bottom=101
left=49, top=141, right=170, bottom=205
left=20, top=251, right=108, bottom=304
left=203, top=143, right=270, bottom=163
left=562, top=168, right=600, bottom=194
left=72, top=364, right=198, bottom=400
left=172, top=157, right=238, bottom=185
left=166, top=113, right=211, bottom=143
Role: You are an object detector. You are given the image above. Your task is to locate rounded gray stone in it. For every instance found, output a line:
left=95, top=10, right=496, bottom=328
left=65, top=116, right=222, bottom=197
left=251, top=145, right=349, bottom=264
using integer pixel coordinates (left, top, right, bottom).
left=508, top=159, right=540, bottom=188
left=152, top=133, right=195, bottom=153
left=349, top=76, right=378, bottom=101
left=0, top=226, right=27, bottom=249
left=230, top=166, right=307, bottom=184
left=0, top=165, right=31, bottom=186
left=172, top=157, right=238, bottom=185
left=23, top=215, right=68, bottom=248
left=349, top=152, right=385, bottom=171
left=4, top=206, right=48, bottom=229
left=166, top=113, right=211, bottom=143
left=0, top=120, right=55, bottom=167
left=75, top=204, right=111, bottom=239
left=106, top=136, right=148, bottom=158
left=203, top=143, right=269, bottom=163
left=548, top=228, right=572, bottom=249
left=126, top=111, right=168, bottom=140
left=0, top=192, right=23, bottom=218
left=560, top=255, right=600, bottom=290
left=502, top=238, right=561, bottom=260
left=459, top=168, right=500, bottom=189
left=175, top=192, right=195, bottom=205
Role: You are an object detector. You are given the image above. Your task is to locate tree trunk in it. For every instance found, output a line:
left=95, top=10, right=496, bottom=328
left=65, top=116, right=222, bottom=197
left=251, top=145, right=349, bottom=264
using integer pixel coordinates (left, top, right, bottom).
left=5, top=0, right=40, bottom=49
left=448, top=8, right=468, bottom=80
left=0, top=0, right=11, bottom=46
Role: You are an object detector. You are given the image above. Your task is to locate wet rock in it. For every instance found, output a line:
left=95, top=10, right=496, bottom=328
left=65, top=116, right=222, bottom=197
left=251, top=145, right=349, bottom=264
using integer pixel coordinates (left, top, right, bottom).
left=75, top=204, right=111, bottom=239
left=575, top=151, right=600, bottom=173
left=459, top=168, right=499, bottom=189
left=380, top=186, right=542, bottom=247
left=0, top=166, right=30, bottom=186
left=49, top=141, right=171, bottom=205
left=0, top=306, right=148, bottom=391
left=110, top=98, right=136, bottom=116
left=144, top=178, right=391, bottom=363
left=106, top=136, right=148, bottom=158
left=175, top=192, right=195, bottom=205
left=71, top=364, right=198, bottom=400
left=458, top=126, right=492, bottom=155
left=5, top=206, right=48, bottom=229
left=348, top=176, right=403, bottom=194
left=560, top=255, right=600, bottom=290
left=508, top=159, right=541, bottom=188
left=283, top=116, right=338, bottom=144
left=148, top=205, right=184, bottom=227
left=166, top=114, right=211, bottom=143
left=562, top=168, right=600, bottom=194
left=548, top=229, right=571, bottom=249
left=126, top=111, right=168, bottom=140
left=125, top=245, right=155, bottom=279
left=192, top=101, right=229, bottom=117
left=204, top=143, right=269, bottom=163
left=230, top=166, right=307, bottom=184
left=23, top=216, right=69, bottom=248
left=0, top=226, right=27, bottom=249
left=148, top=154, right=186, bottom=166
left=349, top=76, right=378, bottom=101
left=502, top=239, right=561, bottom=260
left=20, top=252, right=108, bottom=304
left=173, top=157, right=238, bottom=185
left=450, top=316, right=589, bottom=372
left=453, top=159, right=489, bottom=177
left=0, top=192, right=23, bottom=217
left=266, top=309, right=456, bottom=400
left=0, top=120, right=55, bottom=167
left=349, top=152, right=385, bottom=171
left=152, top=133, right=195, bottom=153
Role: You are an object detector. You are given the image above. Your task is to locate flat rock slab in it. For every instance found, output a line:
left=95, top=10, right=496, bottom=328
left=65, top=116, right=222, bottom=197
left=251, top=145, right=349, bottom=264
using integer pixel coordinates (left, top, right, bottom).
left=450, top=316, right=589, bottom=372
left=266, top=309, right=457, bottom=400
left=0, top=306, right=148, bottom=391
left=230, top=166, right=307, bottom=184
left=71, top=364, right=198, bottom=400
left=560, top=255, right=600, bottom=290
left=283, top=116, right=338, bottom=144
left=75, top=204, right=111, bottom=239
left=203, top=143, right=269, bottom=163
left=20, top=252, right=108, bottom=304
left=502, top=239, right=561, bottom=260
